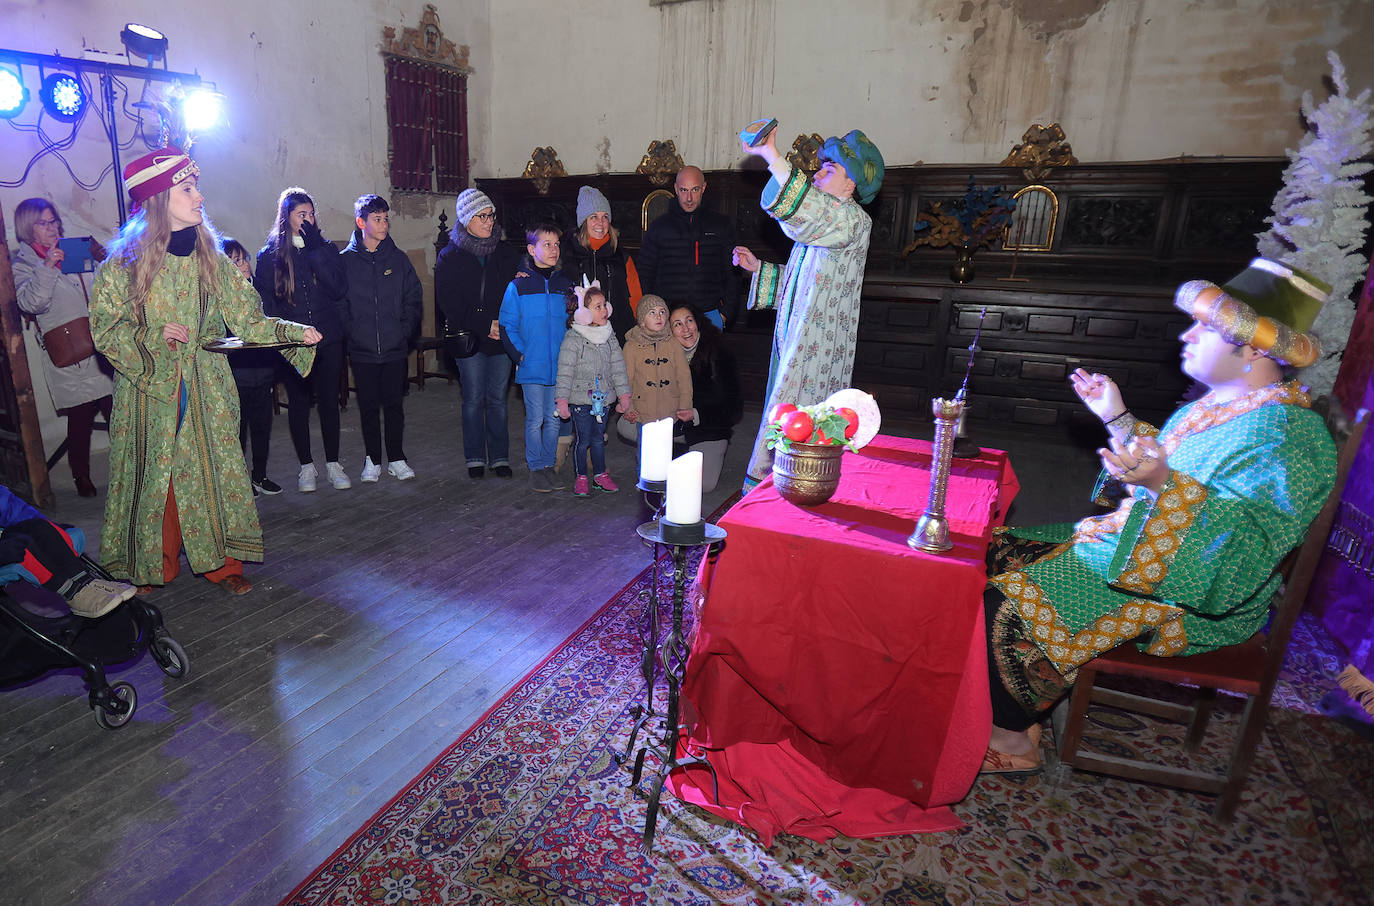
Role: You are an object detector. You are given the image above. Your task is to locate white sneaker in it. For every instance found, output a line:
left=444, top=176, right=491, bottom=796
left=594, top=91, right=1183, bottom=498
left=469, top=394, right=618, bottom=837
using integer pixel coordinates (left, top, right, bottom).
left=326, top=461, right=352, bottom=489
left=298, top=462, right=318, bottom=493
left=387, top=459, right=415, bottom=480
left=361, top=457, right=382, bottom=482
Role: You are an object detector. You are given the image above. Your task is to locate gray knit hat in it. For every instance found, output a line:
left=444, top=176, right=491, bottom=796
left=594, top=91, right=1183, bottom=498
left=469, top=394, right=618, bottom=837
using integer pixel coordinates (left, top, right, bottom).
left=576, top=185, right=611, bottom=228
left=455, top=188, right=495, bottom=227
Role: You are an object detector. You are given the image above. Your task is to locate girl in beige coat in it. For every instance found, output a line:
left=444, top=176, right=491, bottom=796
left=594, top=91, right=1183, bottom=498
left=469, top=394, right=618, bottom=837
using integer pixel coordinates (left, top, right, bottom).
left=618, top=294, right=692, bottom=441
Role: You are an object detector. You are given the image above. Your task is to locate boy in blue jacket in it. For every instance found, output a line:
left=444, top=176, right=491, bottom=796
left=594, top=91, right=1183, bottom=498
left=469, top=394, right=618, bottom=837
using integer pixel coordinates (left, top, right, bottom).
left=499, top=222, right=573, bottom=492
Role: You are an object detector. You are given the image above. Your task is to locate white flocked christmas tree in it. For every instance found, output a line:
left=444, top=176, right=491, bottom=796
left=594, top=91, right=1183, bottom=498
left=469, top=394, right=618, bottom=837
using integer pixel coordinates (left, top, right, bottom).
left=1256, top=51, right=1373, bottom=398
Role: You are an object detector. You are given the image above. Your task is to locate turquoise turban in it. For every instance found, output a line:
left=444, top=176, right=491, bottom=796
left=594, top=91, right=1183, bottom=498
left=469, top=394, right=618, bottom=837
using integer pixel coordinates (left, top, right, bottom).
left=819, top=130, right=885, bottom=204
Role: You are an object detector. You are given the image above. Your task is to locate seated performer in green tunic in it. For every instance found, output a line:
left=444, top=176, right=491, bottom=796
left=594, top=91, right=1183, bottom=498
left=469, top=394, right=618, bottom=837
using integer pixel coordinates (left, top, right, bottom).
left=90, top=147, right=320, bottom=596
left=982, top=258, right=1338, bottom=773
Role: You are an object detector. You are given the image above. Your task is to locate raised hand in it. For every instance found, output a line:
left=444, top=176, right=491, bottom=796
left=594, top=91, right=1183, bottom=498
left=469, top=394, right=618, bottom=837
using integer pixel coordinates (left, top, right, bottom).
left=1070, top=367, right=1126, bottom=424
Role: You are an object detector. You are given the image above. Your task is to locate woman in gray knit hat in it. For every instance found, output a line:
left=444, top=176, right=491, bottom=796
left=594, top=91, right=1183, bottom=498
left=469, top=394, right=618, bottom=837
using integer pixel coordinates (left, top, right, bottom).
left=434, top=188, right=522, bottom=478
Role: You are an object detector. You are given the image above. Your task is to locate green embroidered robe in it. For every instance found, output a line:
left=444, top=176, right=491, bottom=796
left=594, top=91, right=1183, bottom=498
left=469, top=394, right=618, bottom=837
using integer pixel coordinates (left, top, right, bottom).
left=90, top=253, right=316, bottom=584
left=990, top=382, right=1335, bottom=676
left=744, top=160, right=872, bottom=483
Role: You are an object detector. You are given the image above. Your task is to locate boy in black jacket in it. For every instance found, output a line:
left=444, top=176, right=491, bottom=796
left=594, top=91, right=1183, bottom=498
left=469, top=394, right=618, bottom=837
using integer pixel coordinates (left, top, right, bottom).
left=338, top=194, right=422, bottom=481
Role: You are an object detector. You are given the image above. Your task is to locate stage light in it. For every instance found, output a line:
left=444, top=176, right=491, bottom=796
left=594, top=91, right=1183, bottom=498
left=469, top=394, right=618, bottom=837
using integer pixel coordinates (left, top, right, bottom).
left=121, top=23, right=168, bottom=64
left=180, top=86, right=225, bottom=133
left=40, top=72, right=85, bottom=122
left=0, top=66, right=28, bottom=119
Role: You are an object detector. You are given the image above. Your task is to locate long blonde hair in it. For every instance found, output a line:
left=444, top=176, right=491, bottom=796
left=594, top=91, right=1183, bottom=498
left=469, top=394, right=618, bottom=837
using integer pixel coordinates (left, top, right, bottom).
left=104, top=190, right=222, bottom=308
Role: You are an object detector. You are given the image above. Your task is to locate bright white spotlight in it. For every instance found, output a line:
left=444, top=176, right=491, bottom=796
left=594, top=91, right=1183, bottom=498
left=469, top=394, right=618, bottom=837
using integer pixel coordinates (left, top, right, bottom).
left=181, top=87, right=224, bottom=133
left=41, top=72, right=86, bottom=122
left=0, top=67, right=28, bottom=119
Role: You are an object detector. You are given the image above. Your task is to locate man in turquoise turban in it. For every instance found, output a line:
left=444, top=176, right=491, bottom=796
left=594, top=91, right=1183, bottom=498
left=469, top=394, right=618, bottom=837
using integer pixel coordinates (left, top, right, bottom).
left=733, top=123, right=885, bottom=490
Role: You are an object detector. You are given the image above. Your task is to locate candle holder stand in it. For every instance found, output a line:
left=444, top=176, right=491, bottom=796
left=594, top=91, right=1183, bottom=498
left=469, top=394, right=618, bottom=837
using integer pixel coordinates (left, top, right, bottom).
left=909, top=397, right=962, bottom=553
left=620, top=519, right=726, bottom=852
left=637, top=477, right=667, bottom=521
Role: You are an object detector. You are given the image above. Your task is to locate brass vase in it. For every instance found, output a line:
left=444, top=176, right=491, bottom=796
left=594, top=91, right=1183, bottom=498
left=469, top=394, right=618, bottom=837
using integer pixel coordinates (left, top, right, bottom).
left=773, top=441, right=844, bottom=505
left=950, top=246, right=975, bottom=284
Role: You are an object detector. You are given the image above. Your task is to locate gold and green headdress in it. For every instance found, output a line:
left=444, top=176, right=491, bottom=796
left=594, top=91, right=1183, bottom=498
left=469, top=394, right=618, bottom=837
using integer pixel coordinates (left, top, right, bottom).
left=1173, top=258, right=1328, bottom=367
left=819, top=130, right=884, bottom=204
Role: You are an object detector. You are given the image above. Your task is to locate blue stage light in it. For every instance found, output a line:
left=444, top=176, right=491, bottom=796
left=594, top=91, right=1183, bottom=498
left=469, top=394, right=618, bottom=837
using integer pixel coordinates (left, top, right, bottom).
left=0, top=67, right=28, bottom=119
left=180, top=86, right=224, bottom=133
left=40, top=72, right=85, bottom=121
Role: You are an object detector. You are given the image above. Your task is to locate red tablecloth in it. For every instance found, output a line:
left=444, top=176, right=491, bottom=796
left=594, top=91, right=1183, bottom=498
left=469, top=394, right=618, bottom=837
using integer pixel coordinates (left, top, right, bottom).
left=668, top=434, right=1019, bottom=844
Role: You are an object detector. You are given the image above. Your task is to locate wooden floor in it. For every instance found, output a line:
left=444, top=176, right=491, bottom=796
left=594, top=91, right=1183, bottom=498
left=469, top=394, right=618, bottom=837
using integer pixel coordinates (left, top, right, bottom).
left=0, top=375, right=1099, bottom=906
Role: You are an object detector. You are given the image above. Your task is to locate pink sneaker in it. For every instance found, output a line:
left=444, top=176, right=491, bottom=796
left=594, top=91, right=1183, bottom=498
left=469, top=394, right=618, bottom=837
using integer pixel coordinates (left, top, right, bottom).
left=593, top=472, right=619, bottom=493
left=573, top=475, right=591, bottom=497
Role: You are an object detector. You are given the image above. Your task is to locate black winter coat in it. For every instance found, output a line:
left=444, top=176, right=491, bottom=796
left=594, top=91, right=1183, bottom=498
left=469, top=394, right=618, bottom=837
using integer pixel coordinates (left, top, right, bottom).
left=252, top=236, right=347, bottom=345
left=560, top=233, right=636, bottom=342
left=683, top=339, right=743, bottom=446
left=338, top=230, right=423, bottom=364
left=434, top=237, right=521, bottom=358
left=637, top=200, right=739, bottom=322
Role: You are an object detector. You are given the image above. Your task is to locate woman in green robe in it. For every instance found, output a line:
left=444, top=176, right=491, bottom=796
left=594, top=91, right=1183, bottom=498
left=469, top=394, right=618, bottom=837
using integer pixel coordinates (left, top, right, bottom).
left=982, top=259, right=1337, bottom=773
left=90, top=147, right=320, bottom=594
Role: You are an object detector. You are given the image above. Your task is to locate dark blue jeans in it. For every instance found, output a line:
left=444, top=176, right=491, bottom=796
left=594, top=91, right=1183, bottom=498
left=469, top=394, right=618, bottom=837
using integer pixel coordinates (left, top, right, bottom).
left=454, top=351, right=511, bottom=467
left=569, top=404, right=606, bottom=476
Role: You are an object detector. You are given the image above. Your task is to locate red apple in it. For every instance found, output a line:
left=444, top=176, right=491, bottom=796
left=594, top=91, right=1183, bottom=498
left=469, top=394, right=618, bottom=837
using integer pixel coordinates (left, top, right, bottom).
left=816, top=429, right=835, bottom=445
left=838, top=407, right=859, bottom=439
left=782, top=410, right=814, bottom=442
left=768, top=402, right=798, bottom=424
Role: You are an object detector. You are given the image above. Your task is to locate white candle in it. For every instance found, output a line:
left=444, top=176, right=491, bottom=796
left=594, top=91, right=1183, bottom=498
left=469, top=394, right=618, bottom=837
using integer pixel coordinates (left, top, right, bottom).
left=640, top=417, right=674, bottom=482
left=665, top=451, right=703, bottom=524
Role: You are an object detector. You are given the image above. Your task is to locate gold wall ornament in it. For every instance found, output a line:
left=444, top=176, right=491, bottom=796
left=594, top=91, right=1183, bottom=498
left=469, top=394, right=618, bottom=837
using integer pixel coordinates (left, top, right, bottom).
left=636, top=140, right=685, bottom=186
left=521, top=146, right=567, bottom=195
left=786, top=133, right=825, bottom=175
left=381, top=4, right=472, bottom=72
left=1001, top=123, right=1078, bottom=182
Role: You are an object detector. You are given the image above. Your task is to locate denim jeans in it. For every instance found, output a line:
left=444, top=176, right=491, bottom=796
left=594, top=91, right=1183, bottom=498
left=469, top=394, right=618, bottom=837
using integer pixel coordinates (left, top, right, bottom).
left=455, top=351, right=511, bottom=467
left=520, top=383, right=559, bottom=471
left=569, top=404, right=606, bottom=476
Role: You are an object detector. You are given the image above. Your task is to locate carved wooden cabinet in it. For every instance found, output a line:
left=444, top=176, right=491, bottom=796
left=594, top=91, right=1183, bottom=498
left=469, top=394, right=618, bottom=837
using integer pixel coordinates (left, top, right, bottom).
left=476, top=158, right=1286, bottom=436
left=854, top=279, right=1192, bottom=435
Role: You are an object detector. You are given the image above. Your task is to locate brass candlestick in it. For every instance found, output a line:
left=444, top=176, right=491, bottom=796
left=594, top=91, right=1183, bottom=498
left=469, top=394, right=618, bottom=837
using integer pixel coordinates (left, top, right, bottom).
left=908, top=397, right=963, bottom=552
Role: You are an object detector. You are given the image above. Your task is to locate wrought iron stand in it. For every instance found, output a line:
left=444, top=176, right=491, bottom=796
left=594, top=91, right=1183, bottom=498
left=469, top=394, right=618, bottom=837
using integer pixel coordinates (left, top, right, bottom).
left=621, top=518, right=725, bottom=852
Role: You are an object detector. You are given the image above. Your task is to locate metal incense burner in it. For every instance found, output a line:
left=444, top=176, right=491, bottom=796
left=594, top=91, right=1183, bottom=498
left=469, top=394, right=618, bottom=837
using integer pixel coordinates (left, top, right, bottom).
left=908, top=396, right=963, bottom=553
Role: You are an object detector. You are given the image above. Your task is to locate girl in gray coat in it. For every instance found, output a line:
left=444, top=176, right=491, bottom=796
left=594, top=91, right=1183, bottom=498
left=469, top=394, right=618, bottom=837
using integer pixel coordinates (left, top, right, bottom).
left=555, top=283, right=631, bottom=497
left=12, top=198, right=115, bottom=498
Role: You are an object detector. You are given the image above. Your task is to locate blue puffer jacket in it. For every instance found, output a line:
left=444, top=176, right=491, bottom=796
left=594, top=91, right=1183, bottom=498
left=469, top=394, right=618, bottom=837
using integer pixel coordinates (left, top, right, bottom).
left=498, top=263, right=572, bottom=386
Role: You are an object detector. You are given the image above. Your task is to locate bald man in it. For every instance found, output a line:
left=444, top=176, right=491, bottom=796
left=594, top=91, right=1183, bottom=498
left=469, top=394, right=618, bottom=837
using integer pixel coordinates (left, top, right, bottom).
left=637, top=165, right=738, bottom=329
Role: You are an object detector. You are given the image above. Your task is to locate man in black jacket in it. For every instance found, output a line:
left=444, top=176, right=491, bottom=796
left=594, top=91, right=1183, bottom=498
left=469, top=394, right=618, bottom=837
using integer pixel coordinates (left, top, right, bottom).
left=339, top=194, right=422, bottom=482
left=637, top=166, right=738, bottom=329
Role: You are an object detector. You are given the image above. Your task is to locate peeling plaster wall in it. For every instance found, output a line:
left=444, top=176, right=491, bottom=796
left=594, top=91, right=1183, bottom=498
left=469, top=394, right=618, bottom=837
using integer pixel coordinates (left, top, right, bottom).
left=487, top=0, right=1372, bottom=174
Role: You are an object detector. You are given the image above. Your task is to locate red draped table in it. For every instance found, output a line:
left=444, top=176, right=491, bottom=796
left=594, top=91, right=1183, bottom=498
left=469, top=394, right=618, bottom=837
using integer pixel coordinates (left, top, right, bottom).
left=667, top=434, right=1019, bottom=843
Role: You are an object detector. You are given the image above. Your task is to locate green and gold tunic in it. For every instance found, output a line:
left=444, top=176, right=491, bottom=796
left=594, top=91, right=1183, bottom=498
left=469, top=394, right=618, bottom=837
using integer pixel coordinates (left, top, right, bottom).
left=991, top=381, right=1335, bottom=680
left=90, top=253, right=315, bottom=584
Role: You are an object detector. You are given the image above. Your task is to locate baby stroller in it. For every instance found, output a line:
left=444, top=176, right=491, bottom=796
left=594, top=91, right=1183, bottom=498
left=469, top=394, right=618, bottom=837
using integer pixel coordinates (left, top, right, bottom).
left=0, top=523, right=188, bottom=730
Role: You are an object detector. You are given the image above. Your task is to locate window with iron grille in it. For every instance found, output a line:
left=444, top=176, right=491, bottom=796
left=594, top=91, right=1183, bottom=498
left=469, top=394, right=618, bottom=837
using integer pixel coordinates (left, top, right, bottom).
left=383, top=55, right=468, bottom=193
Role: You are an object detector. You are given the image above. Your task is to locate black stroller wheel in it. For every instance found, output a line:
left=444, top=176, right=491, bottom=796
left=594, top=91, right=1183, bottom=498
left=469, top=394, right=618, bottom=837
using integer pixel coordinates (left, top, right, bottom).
left=151, top=636, right=189, bottom=678
left=94, top=681, right=137, bottom=730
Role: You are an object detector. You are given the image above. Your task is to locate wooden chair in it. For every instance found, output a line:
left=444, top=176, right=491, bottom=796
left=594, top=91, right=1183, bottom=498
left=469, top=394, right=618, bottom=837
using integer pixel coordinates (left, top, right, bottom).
left=1055, top=409, right=1368, bottom=821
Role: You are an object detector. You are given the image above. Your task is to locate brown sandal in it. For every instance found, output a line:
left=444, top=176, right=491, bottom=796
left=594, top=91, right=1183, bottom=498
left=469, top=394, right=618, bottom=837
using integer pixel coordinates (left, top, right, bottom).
left=980, top=724, right=1044, bottom=775
left=216, top=574, right=253, bottom=595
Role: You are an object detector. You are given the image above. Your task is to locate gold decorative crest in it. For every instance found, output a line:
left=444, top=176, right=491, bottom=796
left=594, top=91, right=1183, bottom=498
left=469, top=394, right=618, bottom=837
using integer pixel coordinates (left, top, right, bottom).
left=1001, top=123, right=1078, bottom=182
left=786, top=133, right=825, bottom=176
left=522, top=146, right=567, bottom=195
left=636, top=140, right=685, bottom=186
left=381, top=4, right=472, bottom=72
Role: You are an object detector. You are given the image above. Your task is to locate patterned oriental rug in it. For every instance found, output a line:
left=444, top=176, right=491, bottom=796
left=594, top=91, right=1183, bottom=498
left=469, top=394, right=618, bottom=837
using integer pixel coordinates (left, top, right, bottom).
left=284, top=566, right=1374, bottom=905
